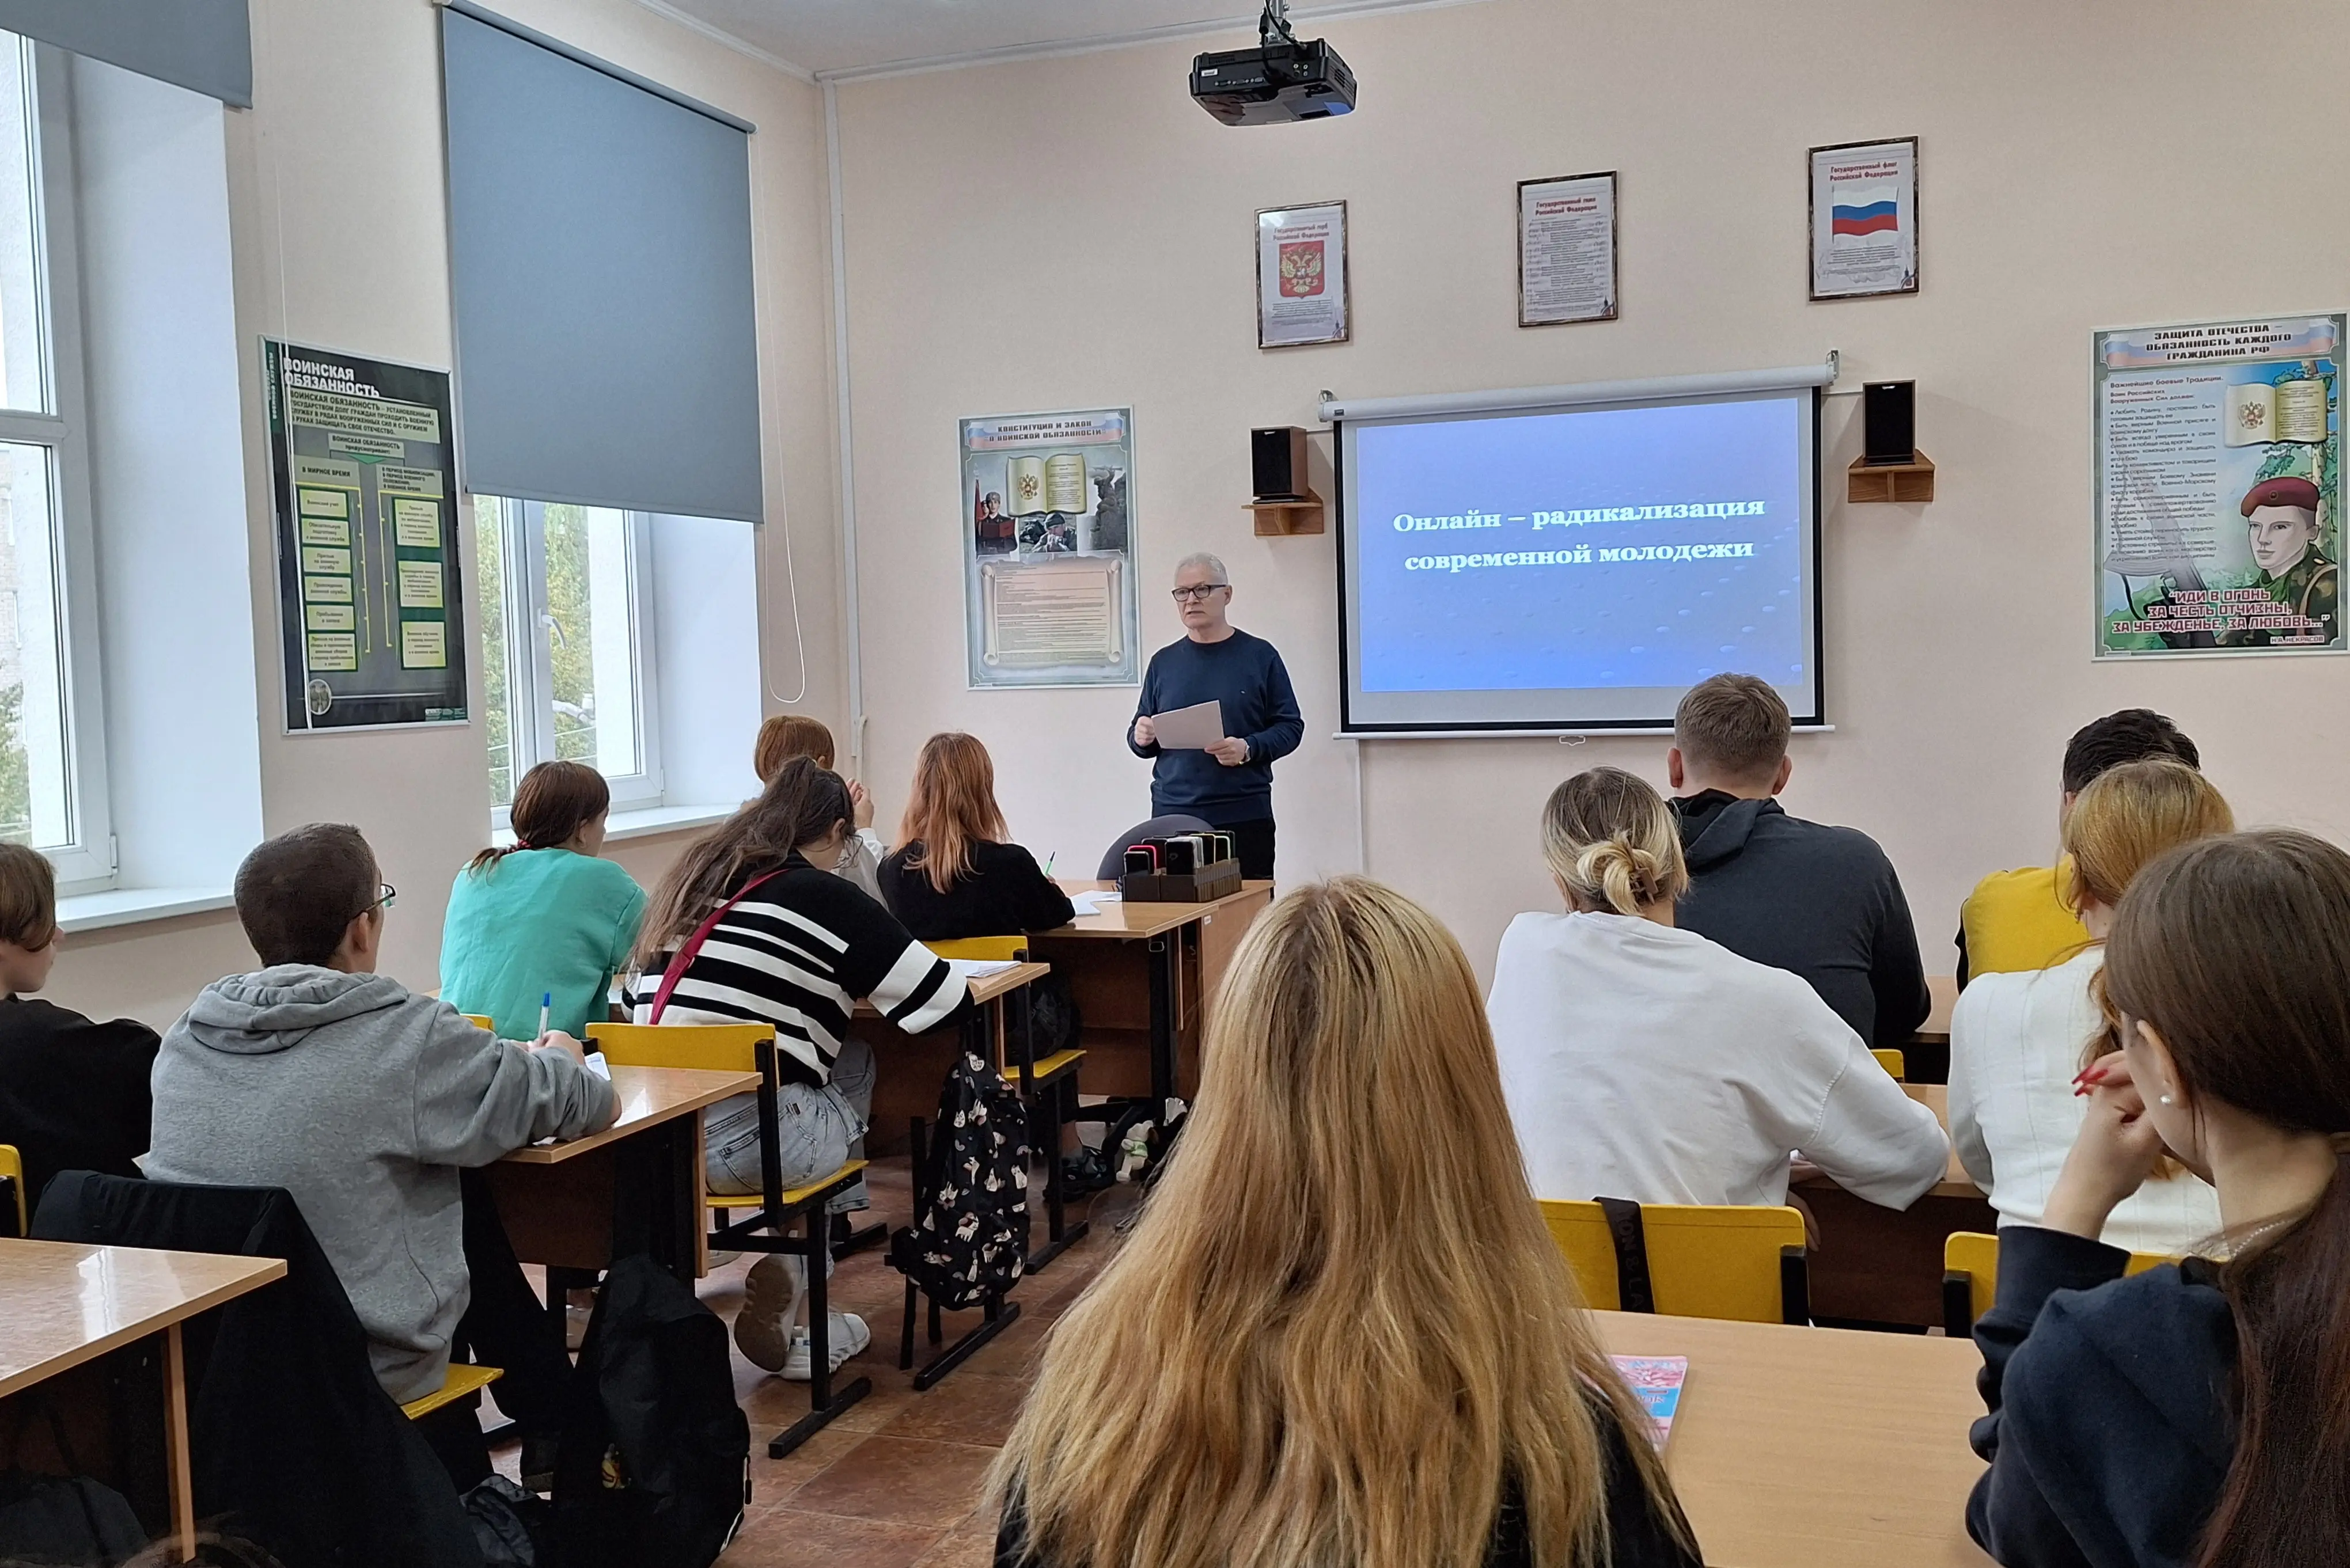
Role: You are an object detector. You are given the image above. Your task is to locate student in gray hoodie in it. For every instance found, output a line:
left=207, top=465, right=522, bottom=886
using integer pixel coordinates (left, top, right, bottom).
left=148, top=823, right=617, bottom=1417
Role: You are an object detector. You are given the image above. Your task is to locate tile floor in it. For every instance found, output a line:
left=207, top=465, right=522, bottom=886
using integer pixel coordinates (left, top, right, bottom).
left=498, top=1157, right=1138, bottom=1568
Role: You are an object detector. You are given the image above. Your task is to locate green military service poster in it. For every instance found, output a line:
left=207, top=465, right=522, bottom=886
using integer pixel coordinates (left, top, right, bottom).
left=2095, top=314, right=2344, bottom=656
left=264, top=340, right=471, bottom=729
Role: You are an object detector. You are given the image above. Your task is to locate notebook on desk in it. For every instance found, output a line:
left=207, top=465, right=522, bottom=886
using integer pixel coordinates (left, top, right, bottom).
left=1610, top=1354, right=1688, bottom=1449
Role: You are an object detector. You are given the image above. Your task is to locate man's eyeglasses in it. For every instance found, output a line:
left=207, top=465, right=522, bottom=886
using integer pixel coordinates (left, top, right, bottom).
left=1171, top=584, right=1228, bottom=602
left=355, top=883, right=396, bottom=921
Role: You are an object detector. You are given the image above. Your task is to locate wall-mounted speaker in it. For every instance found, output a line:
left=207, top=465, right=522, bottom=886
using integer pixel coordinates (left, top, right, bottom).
left=1862, top=381, right=1916, bottom=467
left=1252, top=426, right=1310, bottom=500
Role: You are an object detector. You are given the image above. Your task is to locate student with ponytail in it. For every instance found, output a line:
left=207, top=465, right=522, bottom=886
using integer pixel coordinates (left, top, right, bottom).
left=627, top=757, right=969, bottom=1380
left=441, top=760, right=646, bottom=1042
left=1487, top=766, right=1948, bottom=1209
left=1969, top=828, right=2350, bottom=1568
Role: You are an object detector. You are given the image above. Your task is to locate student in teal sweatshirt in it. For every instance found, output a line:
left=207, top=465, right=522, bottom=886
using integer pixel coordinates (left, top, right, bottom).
left=441, top=761, right=646, bottom=1041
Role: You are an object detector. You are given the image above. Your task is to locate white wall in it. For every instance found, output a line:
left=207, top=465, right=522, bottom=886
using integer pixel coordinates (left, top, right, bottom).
left=834, top=0, right=2350, bottom=985
left=651, top=510, right=763, bottom=806
left=45, top=0, right=845, bottom=1025
left=73, top=54, right=264, bottom=894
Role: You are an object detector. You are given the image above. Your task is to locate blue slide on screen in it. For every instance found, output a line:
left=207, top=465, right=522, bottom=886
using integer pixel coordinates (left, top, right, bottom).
left=1337, top=389, right=1820, bottom=731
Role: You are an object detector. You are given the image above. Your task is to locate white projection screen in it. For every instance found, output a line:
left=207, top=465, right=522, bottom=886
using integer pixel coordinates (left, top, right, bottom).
left=1335, top=373, right=1825, bottom=734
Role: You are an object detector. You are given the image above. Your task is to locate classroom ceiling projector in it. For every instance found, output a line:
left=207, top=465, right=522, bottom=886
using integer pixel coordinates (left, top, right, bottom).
left=1191, top=0, right=1357, bottom=125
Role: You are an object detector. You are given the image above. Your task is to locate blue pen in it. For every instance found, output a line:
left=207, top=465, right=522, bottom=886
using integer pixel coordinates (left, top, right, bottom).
left=539, top=991, right=551, bottom=1040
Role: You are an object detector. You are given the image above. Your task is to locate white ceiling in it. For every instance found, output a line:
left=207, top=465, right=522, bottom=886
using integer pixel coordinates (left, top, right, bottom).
left=646, top=0, right=1446, bottom=79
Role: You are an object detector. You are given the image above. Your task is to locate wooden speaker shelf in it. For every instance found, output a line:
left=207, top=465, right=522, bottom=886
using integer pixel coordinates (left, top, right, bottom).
left=1248, top=493, right=1325, bottom=536
left=1847, top=453, right=1934, bottom=504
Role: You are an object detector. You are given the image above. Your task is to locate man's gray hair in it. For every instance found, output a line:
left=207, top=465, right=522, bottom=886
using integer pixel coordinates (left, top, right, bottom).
left=1174, top=551, right=1229, bottom=586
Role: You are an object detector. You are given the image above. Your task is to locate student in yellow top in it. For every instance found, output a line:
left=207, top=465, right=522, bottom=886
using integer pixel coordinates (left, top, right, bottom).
left=1958, top=709, right=2200, bottom=985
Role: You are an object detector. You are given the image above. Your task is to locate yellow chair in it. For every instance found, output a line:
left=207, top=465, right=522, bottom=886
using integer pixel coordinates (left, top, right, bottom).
left=588, top=1021, right=871, bottom=1456
left=1541, top=1199, right=1809, bottom=1324
left=1871, top=1047, right=1906, bottom=1080
left=400, top=1362, right=503, bottom=1421
left=464, top=1015, right=494, bottom=1032
left=1941, top=1231, right=2171, bottom=1337
left=925, top=936, right=1028, bottom=963
left=0, top=1143, right=25, bottom=1237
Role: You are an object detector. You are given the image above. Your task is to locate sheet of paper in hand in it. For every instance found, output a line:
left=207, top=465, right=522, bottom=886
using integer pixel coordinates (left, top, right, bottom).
left=1152, top=699, right=1224, bottom=750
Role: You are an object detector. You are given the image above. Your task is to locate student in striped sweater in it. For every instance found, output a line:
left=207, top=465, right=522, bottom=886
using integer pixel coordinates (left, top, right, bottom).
left=630, top=757, right=968, bottom=1377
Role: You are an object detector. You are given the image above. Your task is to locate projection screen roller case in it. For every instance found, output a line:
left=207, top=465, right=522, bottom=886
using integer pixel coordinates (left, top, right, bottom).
left=1333, top=367, right=1826, bottom=734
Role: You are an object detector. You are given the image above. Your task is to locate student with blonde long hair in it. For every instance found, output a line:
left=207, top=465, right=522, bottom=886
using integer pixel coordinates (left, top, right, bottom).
left=751, top=713, right=884, bottom=897
left=1488, top=766, right=1948, bottom=1209
left=991, top=876, right=1700, bottom=1568
left=1948, top=758, right=2230, bottom=1252
left=881, top=732, right=1072, bottom=939
left=1968, top=830, right=2350, bottom=1566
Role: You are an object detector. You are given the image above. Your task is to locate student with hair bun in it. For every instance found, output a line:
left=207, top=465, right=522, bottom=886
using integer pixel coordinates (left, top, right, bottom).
left=441, top=760, right=646, bottom=1042
left=1969, top=829, right=2350, bottom=1567
left=1488, top=766, right=1948, bottom=1210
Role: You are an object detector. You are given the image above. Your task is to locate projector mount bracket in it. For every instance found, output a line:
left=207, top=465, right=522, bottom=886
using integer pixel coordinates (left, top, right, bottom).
left=1260, top=0, right=1299, bottom=47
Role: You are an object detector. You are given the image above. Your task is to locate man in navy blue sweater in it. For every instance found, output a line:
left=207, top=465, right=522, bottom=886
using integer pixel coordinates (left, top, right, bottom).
left=1127, top=553, right=1302, bottom=879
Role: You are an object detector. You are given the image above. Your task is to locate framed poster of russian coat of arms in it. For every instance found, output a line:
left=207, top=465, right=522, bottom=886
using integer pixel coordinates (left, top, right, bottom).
left=1257, top=200, right=1350, bottom=348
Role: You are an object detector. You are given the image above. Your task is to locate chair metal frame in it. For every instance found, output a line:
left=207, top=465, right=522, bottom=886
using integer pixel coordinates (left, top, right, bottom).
left=588, top=1022, right=871, bottom=1458
left=887, top=1001, right=1038, bottom=1389
left=923, top=937, right=1089, bottom=1270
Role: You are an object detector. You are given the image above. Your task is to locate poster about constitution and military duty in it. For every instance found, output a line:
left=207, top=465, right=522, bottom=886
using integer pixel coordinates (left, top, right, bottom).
left=2095, top=314, right=2344, bottom=659
left=961, top=408, right=1139, bottom=689
left=264, top=340, right=470, bottom=730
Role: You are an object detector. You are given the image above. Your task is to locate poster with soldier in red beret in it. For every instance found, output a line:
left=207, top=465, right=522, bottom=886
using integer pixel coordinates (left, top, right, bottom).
left=2096, top=313, right=2344, bottom=656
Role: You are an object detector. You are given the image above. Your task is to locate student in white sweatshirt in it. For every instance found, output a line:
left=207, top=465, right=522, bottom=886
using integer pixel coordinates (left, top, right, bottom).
left=1946, top=758, right=2229, bottom=1255
left=1488, top=765, right=1949, bottom=1210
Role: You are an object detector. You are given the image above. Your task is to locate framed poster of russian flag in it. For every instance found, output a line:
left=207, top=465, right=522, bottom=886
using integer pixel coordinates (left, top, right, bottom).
left=1809, top=137, right=1918, bottom=301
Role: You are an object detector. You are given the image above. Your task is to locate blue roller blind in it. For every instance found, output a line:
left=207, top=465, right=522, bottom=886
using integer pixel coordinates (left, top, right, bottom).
left=441, top=3, right=764, bottom=523
left=0, top=0, right=250, bottom=105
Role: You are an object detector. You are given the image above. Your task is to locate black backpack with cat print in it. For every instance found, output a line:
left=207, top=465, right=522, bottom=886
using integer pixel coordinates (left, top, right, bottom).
left=890, top=1049, right=1031, bottom=1312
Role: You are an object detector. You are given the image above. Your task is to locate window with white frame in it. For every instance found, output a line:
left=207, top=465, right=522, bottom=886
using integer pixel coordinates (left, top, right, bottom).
left=0, top=35, right=111, bottom=890
left=473, top=496, right=660, bottom=817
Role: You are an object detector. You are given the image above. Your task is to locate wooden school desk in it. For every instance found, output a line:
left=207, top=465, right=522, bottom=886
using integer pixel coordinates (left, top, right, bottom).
left=1920, top=975, right=1959, bottom=1045
left=487, top=1064, right=757, bottom=1284
left=1, top=1239, right=286, bottom=1562
left=1903, top=974, right=1961, bottom=1083
left=1794, top=1081, right=1994, bottom=1327
left=1595, top=1311, right=1991, bottom=1568
left=1026, top=880, right=1273, bottom=1148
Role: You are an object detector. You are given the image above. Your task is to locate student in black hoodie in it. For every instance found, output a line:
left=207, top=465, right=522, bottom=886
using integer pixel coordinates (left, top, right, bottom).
left=1968, top=828, right=2350, bottom=1568
left=881, top=732, right=1074, bottom=940
left=1666, top=674, right=1929, bottom=1053
left=0, top=842, right=158, bottom=1215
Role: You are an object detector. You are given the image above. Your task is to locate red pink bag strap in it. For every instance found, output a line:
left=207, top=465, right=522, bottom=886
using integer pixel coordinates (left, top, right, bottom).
left=645, top=869, right=785, bottom=1024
